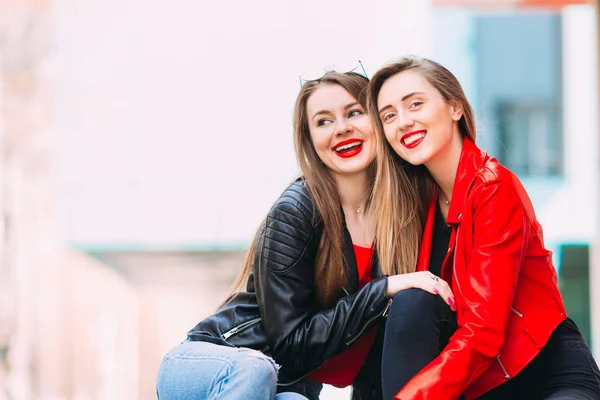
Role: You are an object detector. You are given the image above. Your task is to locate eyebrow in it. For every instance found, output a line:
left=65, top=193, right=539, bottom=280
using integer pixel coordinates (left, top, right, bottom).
left=312, top=101, right=361, bottom=121
left=402, top=91, right=424, bottom=101
left=378, top=92, right=425, bottom=114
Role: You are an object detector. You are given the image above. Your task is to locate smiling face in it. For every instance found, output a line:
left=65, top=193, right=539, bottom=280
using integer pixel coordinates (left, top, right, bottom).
left=376, top=69, right=463, bottom=167
left=305, top=83, right=376, bottom=176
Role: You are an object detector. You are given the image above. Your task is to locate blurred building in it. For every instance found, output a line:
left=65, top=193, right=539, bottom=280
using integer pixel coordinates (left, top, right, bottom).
left=432, top=0, right=599, bottom=348
left=0, top=0, right=598, bottom=399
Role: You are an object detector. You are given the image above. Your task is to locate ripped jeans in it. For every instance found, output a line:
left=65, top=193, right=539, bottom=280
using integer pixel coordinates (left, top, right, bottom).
left=156, top=340, right=308, bottom=400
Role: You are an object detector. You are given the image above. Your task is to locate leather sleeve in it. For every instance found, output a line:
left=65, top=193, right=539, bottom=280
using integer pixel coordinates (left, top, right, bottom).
left=395, top=180, right=530, bottom=400
left=255, top=182, right=389, bottom=375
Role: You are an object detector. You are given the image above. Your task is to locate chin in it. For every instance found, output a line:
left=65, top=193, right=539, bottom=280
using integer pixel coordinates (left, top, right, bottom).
left=405, top=158, right=428, bottom=167
left=398, top=149, right=432, bottom=167
left=336, top=163, right=371, bottom=175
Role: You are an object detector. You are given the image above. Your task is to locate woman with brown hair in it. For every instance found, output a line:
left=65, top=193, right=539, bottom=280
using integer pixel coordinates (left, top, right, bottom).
left=368, top=55, right=600, bottom=400
left=156, top=68, right=456, bottom=400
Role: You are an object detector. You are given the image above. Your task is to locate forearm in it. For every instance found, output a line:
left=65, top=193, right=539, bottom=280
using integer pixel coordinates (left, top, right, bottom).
left=266, top=277, right=389, bottom=372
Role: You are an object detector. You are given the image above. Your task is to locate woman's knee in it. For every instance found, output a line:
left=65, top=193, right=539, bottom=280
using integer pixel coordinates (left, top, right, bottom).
left=386, top=288, right=455, bottom=337
left=156, top=341, right=221, bottom=396
left=156, top=342, right=279, bottom=399
left=390, top=288, right=446, bottom=315
left=230, top=348, right=279, bottom=387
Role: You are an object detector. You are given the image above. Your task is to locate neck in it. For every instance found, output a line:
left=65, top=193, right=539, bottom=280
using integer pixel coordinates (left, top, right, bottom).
left=426, top=132, right=464, bottom=201
left=334, top=170, right=371, bottom=214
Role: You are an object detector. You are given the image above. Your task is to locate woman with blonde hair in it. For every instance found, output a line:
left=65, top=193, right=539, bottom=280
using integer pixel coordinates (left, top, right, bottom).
left=368, top=55, right=600, bottom=400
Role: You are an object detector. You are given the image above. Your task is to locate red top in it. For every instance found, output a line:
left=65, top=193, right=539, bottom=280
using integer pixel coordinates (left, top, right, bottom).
left=308, top=244, right=379, bottom=387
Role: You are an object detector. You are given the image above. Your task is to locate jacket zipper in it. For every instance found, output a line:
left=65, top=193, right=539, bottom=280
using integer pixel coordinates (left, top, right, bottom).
left=452, top=263, right=463, bottom=297
left=454, top=225, right=513, bottom=380
left=345, top=298, right=392, bottom=346
left=511, top=306, right=523, bottom=318
left=382, top=298, right=393, bottom=317
left=496, top=356, right=510, bottom=379
left=452, top=227, right=463, bottom=296
left=221, top=317, right=262, bottom=340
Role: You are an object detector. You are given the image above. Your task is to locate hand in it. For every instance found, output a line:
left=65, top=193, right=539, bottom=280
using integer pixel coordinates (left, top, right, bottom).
left=386, top=272, right=456, bottom=311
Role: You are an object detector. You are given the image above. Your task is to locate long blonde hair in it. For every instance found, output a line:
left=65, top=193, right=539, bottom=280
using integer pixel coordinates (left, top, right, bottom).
left=367, top=55, right=477, bottom=275
left=227, top=71, right=373, bottom=309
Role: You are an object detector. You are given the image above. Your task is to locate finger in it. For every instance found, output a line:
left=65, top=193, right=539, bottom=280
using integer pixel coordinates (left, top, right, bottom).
left=437, top=280, right=454, bottom=301
left=434, top=281, right=456, bottom=311
left=418, top=275, right=455, bottom=309
left=419, top=279, right=443, bottom=296
left=424, top=275, right=443, bottom=296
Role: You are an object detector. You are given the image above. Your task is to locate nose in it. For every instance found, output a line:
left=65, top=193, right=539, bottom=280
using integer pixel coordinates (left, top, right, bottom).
left=334, top=119, right=353, bottom=136
left=397, top=110, right=414, bottom=130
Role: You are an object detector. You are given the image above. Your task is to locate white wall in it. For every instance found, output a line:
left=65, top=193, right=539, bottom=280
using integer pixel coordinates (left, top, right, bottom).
left=54, top=0, right=433, bottom=250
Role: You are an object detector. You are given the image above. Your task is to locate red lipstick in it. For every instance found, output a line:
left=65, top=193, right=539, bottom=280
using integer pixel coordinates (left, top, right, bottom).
left=400, top=130, right=427, bottom=149
left=332, top=138, right=364, bottom=159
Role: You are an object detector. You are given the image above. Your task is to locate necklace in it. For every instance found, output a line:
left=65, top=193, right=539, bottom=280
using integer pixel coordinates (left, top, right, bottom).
left=441, top=194, right=450, bottom=206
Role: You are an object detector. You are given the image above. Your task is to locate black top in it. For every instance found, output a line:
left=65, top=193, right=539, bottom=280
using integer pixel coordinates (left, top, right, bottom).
left=429, top=202, right=452, bottom=277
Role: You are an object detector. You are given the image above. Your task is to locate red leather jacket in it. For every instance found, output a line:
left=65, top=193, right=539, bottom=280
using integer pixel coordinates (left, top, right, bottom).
left=395, top=138, right=567, bottom=400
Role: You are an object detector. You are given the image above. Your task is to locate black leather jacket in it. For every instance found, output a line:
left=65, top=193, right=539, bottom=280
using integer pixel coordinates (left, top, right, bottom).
left=187, top=179, right=391, bottom=399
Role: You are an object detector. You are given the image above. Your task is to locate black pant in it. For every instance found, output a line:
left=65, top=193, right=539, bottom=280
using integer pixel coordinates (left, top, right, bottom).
left=381, top=288, right=600, bottom=400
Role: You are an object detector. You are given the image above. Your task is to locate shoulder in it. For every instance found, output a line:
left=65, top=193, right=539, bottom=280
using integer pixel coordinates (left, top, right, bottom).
left=471, top=157, right=533, bottom=217
left=268, top=178, right=320, bottom=227
left=260, top=179, right=321, bottom=273
left=473, top=157, right=526, bottom=194
left=475, top=157, right=513, bottom=185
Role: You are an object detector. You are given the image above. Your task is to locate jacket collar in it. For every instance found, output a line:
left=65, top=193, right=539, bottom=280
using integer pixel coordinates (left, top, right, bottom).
left=445, top=137, right=489, bottom=225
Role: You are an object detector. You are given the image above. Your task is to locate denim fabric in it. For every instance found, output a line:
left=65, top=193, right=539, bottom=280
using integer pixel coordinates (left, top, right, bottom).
left=156, top=340, right=307, bottom=400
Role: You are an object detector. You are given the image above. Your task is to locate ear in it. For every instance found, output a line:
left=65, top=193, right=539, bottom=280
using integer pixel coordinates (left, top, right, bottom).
left=450, top=101, right=463, bottom=121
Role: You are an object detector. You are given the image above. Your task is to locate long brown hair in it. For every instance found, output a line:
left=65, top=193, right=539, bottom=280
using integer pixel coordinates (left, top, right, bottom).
left=367, top=55, right=477, bottom=275
left=226, top=71, right=372, bottom=309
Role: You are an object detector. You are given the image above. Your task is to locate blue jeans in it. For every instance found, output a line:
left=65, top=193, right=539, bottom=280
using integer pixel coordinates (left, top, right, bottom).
left=156, top=340, right=307, bottom=400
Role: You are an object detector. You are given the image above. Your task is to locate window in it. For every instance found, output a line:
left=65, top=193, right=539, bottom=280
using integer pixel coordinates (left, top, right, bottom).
left=496, top=100, right=562, bottom=176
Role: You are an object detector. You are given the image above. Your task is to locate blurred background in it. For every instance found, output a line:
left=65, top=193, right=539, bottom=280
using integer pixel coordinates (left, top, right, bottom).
left=0, top=0, right=598, bottom=398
